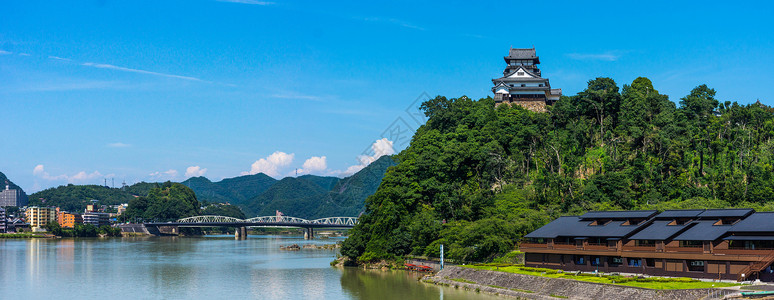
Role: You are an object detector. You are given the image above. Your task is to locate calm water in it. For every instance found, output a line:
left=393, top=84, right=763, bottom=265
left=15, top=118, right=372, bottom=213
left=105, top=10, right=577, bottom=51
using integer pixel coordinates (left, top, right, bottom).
left=0, top=235, right=500, bottom=300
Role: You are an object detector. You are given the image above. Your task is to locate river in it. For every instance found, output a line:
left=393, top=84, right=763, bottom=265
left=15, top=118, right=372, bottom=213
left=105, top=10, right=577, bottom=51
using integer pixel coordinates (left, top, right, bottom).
left=0, top=235, right=502, bottom=300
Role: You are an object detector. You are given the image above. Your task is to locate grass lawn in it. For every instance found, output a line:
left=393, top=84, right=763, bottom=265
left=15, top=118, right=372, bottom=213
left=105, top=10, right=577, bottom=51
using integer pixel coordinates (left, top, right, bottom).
left=463, top=264, right=741, bottom=290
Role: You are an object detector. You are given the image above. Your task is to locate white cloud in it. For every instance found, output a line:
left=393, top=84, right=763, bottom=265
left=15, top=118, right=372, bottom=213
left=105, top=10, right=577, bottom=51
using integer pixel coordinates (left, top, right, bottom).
left=297, top=156, right=327, bottom=175
left=359, top=17, right=425, bottom=31
left=48, top=55, right=72, bottom=61
left=18, top=53, right=30, bottom=56
left=185, top=166, right=208, bottom=178
left=0, top=50, right=12, bottom=55
left=339, top=138, right=395, bottom=176
left=270, top=92, right=323, bottom=102
left=217, top=0, right=274, bottom=4
left=242, top=151, right=294, bottom=177
left=566, top=52, right=621, bottom=62
left=82, top=62, right=206, bottom=82
left=33, top=164, right=106, bottom=183
left=149, top=169, right=179, bottom=180
left=107, top=142, right=131, bottom=148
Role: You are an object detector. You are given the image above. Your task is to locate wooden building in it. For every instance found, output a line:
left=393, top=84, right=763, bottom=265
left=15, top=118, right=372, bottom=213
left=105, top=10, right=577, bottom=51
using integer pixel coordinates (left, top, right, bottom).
left=521, top=209, right=774, bottom=282
left=491, top=48, right=561, bottom=112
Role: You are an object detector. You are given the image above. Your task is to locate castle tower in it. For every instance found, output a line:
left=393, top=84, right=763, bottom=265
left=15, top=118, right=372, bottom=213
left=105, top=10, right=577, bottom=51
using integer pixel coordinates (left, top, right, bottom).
left=491, top=48, right=562, bottom=112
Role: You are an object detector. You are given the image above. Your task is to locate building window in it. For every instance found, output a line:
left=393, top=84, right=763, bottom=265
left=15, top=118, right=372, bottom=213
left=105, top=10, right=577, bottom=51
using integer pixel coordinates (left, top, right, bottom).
left=635, top=240, right=656, bottom=247
left=517, top=72, right=525, bottom=76
left=521, top=84, right=526, bottom=87
left=628, top=258, right=642, bottom=267
left=590, top=256, right=601, bottom=266
left=688, top=260, right=705, bottom=272
left=679, top=240, right=703, bottom=248
left=609, top=257, right=623, bottom=266
left=646, top=258, right=656, bottom=268
left=574, top=255, right=585, bottom=265
left=539, top=84, right=543, bottom=87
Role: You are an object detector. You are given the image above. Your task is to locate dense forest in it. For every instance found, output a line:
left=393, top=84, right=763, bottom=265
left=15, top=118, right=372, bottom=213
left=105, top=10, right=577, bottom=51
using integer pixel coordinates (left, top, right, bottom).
left=29, top=184, right=136, bottom=212
left=341, top=77, right=774, bottom=263
left=120, top=182, right=201, bottom=222
left=183, top=156, right=394, bottom=219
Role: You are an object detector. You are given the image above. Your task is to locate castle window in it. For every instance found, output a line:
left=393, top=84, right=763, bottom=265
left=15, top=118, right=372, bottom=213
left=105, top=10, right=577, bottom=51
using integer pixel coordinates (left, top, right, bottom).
left=521, top=84, right=526, bottom=87
left=517, top=72, right=525, bottom=76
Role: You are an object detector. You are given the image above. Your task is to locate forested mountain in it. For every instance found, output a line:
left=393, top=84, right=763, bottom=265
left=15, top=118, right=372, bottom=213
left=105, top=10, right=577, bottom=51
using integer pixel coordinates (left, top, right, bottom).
left=314, top=156, right=396, bottom=218
left=246, top=176, right=335, bottom=218
left=181, top=173, right=276, bottom=206
left=242, top=156, right=395, bottom=219
left=341, top=77, right=774, bottom=263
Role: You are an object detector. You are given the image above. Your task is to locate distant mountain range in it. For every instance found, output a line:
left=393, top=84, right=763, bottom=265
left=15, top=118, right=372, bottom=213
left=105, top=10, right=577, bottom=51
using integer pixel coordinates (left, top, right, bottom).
left=182, top=156, right=395, bottom=219
left=23, top=156, right=395, bottom=219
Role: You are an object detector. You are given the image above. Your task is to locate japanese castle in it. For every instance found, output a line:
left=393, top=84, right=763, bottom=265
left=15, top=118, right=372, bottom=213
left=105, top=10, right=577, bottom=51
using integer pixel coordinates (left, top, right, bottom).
left=491, top=48, right=562, bottom=111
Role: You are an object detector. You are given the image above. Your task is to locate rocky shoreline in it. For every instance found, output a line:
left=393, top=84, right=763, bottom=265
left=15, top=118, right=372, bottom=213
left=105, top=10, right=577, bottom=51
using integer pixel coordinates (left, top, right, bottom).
left=280, top=243, right=340, bottom=251
left=425, top=266, right=741, bottom=300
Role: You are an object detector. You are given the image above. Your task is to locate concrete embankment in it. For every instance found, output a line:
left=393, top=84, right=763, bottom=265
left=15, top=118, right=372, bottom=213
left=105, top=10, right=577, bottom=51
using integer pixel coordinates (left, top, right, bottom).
left=427, top=266, right=731, bottom=300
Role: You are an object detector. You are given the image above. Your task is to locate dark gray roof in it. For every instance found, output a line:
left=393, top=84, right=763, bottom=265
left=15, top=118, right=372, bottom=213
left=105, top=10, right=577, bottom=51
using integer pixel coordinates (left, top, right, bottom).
left=729, top=212, right=774, bottom=233
left=672, top=221, right=732, bottom=241
left=507, top=48, right=537, bottom=59
left=579, top=210, right=657, bottom=220
left=524, top=216, right=647, bottom=239
left=628, top=220, right=690, bottom=240
left=655, top=210, right=704, bottom=219
left=698, top=209, right=754, bottom=219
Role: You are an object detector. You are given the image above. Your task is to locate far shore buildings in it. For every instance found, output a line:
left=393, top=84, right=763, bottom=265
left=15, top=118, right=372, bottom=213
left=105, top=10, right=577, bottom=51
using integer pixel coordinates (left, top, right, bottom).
left=522, top=209, right=774, bottom=282
left=57, top=211, right=83, bottom=228
left=492, top=47, right=561, bottom=112
left=25, top=206, right=57, bottom=230
left=0, top=207, right=6, bottom=233
left=0, top=183, right=28, bottom=207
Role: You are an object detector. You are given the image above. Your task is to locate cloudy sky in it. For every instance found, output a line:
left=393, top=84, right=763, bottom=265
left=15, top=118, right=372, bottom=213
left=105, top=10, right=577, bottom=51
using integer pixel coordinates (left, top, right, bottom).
left=1, top=0, right=772, bottom=192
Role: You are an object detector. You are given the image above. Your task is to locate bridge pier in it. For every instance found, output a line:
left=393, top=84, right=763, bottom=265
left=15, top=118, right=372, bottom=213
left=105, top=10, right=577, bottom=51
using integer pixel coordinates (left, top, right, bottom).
left=304, top=227, right=314, bottom=240
left=235, top=226, right=247, bottom=240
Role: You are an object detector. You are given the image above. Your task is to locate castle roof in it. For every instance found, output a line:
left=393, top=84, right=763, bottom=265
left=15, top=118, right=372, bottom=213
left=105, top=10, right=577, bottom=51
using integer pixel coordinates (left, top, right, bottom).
left=506, top=48, right=537, bottom=59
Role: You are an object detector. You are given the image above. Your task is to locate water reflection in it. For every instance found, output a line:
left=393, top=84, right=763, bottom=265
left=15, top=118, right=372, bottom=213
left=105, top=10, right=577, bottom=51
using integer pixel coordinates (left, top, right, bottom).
left=1, top=236, right=497, bottom=300
left=339, top=268, right=502, bottom=300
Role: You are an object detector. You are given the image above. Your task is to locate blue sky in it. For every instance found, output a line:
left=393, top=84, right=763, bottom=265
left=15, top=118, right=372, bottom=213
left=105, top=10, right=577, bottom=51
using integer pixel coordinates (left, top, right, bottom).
left=1, top=0, right=773, bottom=193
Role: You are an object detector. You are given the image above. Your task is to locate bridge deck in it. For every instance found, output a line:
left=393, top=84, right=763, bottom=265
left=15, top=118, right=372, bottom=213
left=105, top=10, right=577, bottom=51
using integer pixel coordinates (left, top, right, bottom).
left=143, top=222, right=354, bottom=228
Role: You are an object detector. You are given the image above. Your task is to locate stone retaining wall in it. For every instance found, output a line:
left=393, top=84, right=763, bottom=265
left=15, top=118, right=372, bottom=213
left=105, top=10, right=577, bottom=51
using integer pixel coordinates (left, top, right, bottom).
left=429, top=266, right=725, bottom=300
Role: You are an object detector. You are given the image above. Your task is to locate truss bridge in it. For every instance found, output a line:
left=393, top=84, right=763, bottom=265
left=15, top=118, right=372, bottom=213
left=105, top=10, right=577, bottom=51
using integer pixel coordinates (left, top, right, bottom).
left=144, top=215, right=358, bottom=239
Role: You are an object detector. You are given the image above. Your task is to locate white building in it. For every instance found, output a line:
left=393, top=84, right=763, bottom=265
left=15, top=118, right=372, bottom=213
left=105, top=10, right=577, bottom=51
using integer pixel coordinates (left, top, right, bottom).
left=492, top=48, right=561, bottom=111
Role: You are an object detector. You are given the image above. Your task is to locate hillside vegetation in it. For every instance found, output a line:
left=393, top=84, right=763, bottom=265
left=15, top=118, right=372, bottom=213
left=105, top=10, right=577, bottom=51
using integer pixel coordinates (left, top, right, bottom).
left=341, top=77, right=774, bottom=263
left=29, top=184, right=135, bottom=212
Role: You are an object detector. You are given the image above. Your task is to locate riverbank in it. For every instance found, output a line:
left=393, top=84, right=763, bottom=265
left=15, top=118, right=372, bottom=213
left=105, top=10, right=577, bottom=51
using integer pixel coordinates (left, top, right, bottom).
left=425, top=266, right=749, bottom=299
left=0, top=232, right=52, bottom=238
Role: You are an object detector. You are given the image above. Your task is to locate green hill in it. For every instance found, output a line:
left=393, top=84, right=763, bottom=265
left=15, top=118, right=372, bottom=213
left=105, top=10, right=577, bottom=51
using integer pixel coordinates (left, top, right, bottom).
left=245, top=176, right=333, bottom=218
left=314, top=156, right=396, bottom=218
left=181, top=173, right=276, bottom=206
left=341, top=78, right=774, bottom=263
left=29, top=184, right=135, bottom=212
left=241, top=156, right=395, bottom=219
